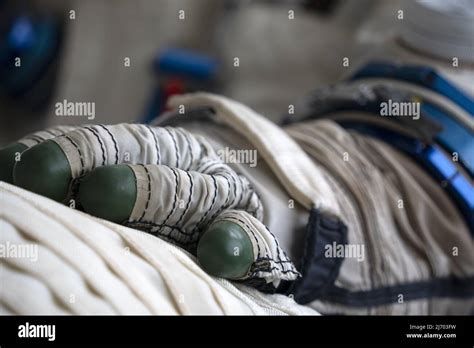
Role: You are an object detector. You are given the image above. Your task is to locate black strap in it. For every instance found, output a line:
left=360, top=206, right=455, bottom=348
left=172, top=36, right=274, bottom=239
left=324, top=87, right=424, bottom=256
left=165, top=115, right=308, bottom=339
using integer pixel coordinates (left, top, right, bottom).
left=320, top=276, right=474, bottom=307
left=281, top=208, right=474, bottom=307
left=283, top=208, right=348, bottom=304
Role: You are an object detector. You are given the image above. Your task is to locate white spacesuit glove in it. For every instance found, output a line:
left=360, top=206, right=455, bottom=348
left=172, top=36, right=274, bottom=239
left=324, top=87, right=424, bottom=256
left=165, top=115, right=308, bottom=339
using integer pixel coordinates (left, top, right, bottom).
left=0, top=122, right=299, bottom=291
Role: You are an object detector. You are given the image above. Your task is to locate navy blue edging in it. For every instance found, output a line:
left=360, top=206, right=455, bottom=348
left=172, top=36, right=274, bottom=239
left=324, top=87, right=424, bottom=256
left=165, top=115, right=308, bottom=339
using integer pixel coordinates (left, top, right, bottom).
left=320, top=276, right=474, bottom=307
left=285, top=208, right=348, bottom=304
left=284, top=208, right=474, bottom=307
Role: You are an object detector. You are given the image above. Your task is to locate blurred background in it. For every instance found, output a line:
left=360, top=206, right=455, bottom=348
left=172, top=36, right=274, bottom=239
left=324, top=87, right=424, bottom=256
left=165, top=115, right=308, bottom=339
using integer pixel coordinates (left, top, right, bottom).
left=0, top=0, right=472, bottom=145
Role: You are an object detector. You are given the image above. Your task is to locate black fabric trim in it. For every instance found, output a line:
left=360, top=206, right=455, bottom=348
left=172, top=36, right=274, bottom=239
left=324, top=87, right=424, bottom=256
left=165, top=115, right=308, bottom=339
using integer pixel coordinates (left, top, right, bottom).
left=284, top=208, right=348, bottom=304
left=281, top=209, right=474, bottom=307
left=321, top=276, right=474, bottom=307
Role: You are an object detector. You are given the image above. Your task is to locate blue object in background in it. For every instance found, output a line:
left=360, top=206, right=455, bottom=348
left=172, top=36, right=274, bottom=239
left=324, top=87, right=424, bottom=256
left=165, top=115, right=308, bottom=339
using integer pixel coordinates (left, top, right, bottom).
left=347, top=61, right=474, bottom=176
left=154, top=48, right=218, bottom=80
left=422, top=103, right=474, bottom=175
left=339, top=122, right=474, bottom=233
left=350, top=61, right=474, bottom=115
left=142, top=48, right=219, bottom=123
left=8, top=16, right=35, bottom=51
left=0, top=7, right=63, bottom=109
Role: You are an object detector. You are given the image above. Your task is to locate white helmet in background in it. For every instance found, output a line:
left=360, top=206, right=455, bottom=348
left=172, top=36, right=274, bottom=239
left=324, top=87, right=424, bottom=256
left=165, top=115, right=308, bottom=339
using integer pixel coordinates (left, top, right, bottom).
left=400, top=0, right=474, bottom=63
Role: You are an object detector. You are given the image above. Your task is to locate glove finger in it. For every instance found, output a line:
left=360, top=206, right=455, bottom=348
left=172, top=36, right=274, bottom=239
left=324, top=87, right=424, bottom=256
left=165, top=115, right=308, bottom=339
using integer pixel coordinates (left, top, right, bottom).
left=77, top=161, right=262, bottom=246
left=0, top=126, right=76, bottom=184
left=78, top=163, right=299, bottom=286
left=197, top=218, right=254, bottom=279
left=50, top=124, right=207, bottom=175
left=197, top=209, right=300, bottom=289
left=12, top=124, right=208, bottom=203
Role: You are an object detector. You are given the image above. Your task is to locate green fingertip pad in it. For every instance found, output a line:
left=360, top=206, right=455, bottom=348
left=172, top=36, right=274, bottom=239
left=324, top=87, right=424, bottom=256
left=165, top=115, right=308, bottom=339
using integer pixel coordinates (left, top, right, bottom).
left=13, top=140, right=72, bottom=202
left=197, top=221, right=254, bottom=280
left=0, top=142, right=27, bottom=184
left=78, top=165, right=137, bottom=223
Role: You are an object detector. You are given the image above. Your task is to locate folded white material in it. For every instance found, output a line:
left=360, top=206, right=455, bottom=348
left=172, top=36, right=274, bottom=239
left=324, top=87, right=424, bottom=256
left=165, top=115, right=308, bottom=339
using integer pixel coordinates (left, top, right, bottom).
left=0, top=182, right=317, bottom=315
left=167, top=93, right=342, bottom=218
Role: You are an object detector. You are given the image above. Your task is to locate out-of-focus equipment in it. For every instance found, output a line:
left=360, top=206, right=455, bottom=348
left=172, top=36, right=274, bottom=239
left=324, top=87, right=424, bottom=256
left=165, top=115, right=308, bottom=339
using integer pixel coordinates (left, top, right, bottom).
left=0, top=3, right=63, bottom=111
left=284, top=61, right=474, bottom=233
left=400, top=0, right=474, bottom=62
left=141, top=48, right=219, bottom=123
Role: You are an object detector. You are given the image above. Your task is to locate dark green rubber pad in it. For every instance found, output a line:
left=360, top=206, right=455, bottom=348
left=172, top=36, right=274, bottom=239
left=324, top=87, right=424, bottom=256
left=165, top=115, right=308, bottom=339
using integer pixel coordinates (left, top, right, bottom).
left=78, top=164, right=137, bottom=223
left=13, top=140, right=72, bottom=202
left=0, top=142, right=28, bottom=184
left=197, top=221, right=254, bottom=279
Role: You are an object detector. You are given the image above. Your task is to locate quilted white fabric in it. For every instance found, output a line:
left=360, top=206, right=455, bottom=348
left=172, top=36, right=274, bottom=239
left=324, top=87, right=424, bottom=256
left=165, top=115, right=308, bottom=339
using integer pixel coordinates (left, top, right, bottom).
left=0, top=182, right=317, bottom=315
